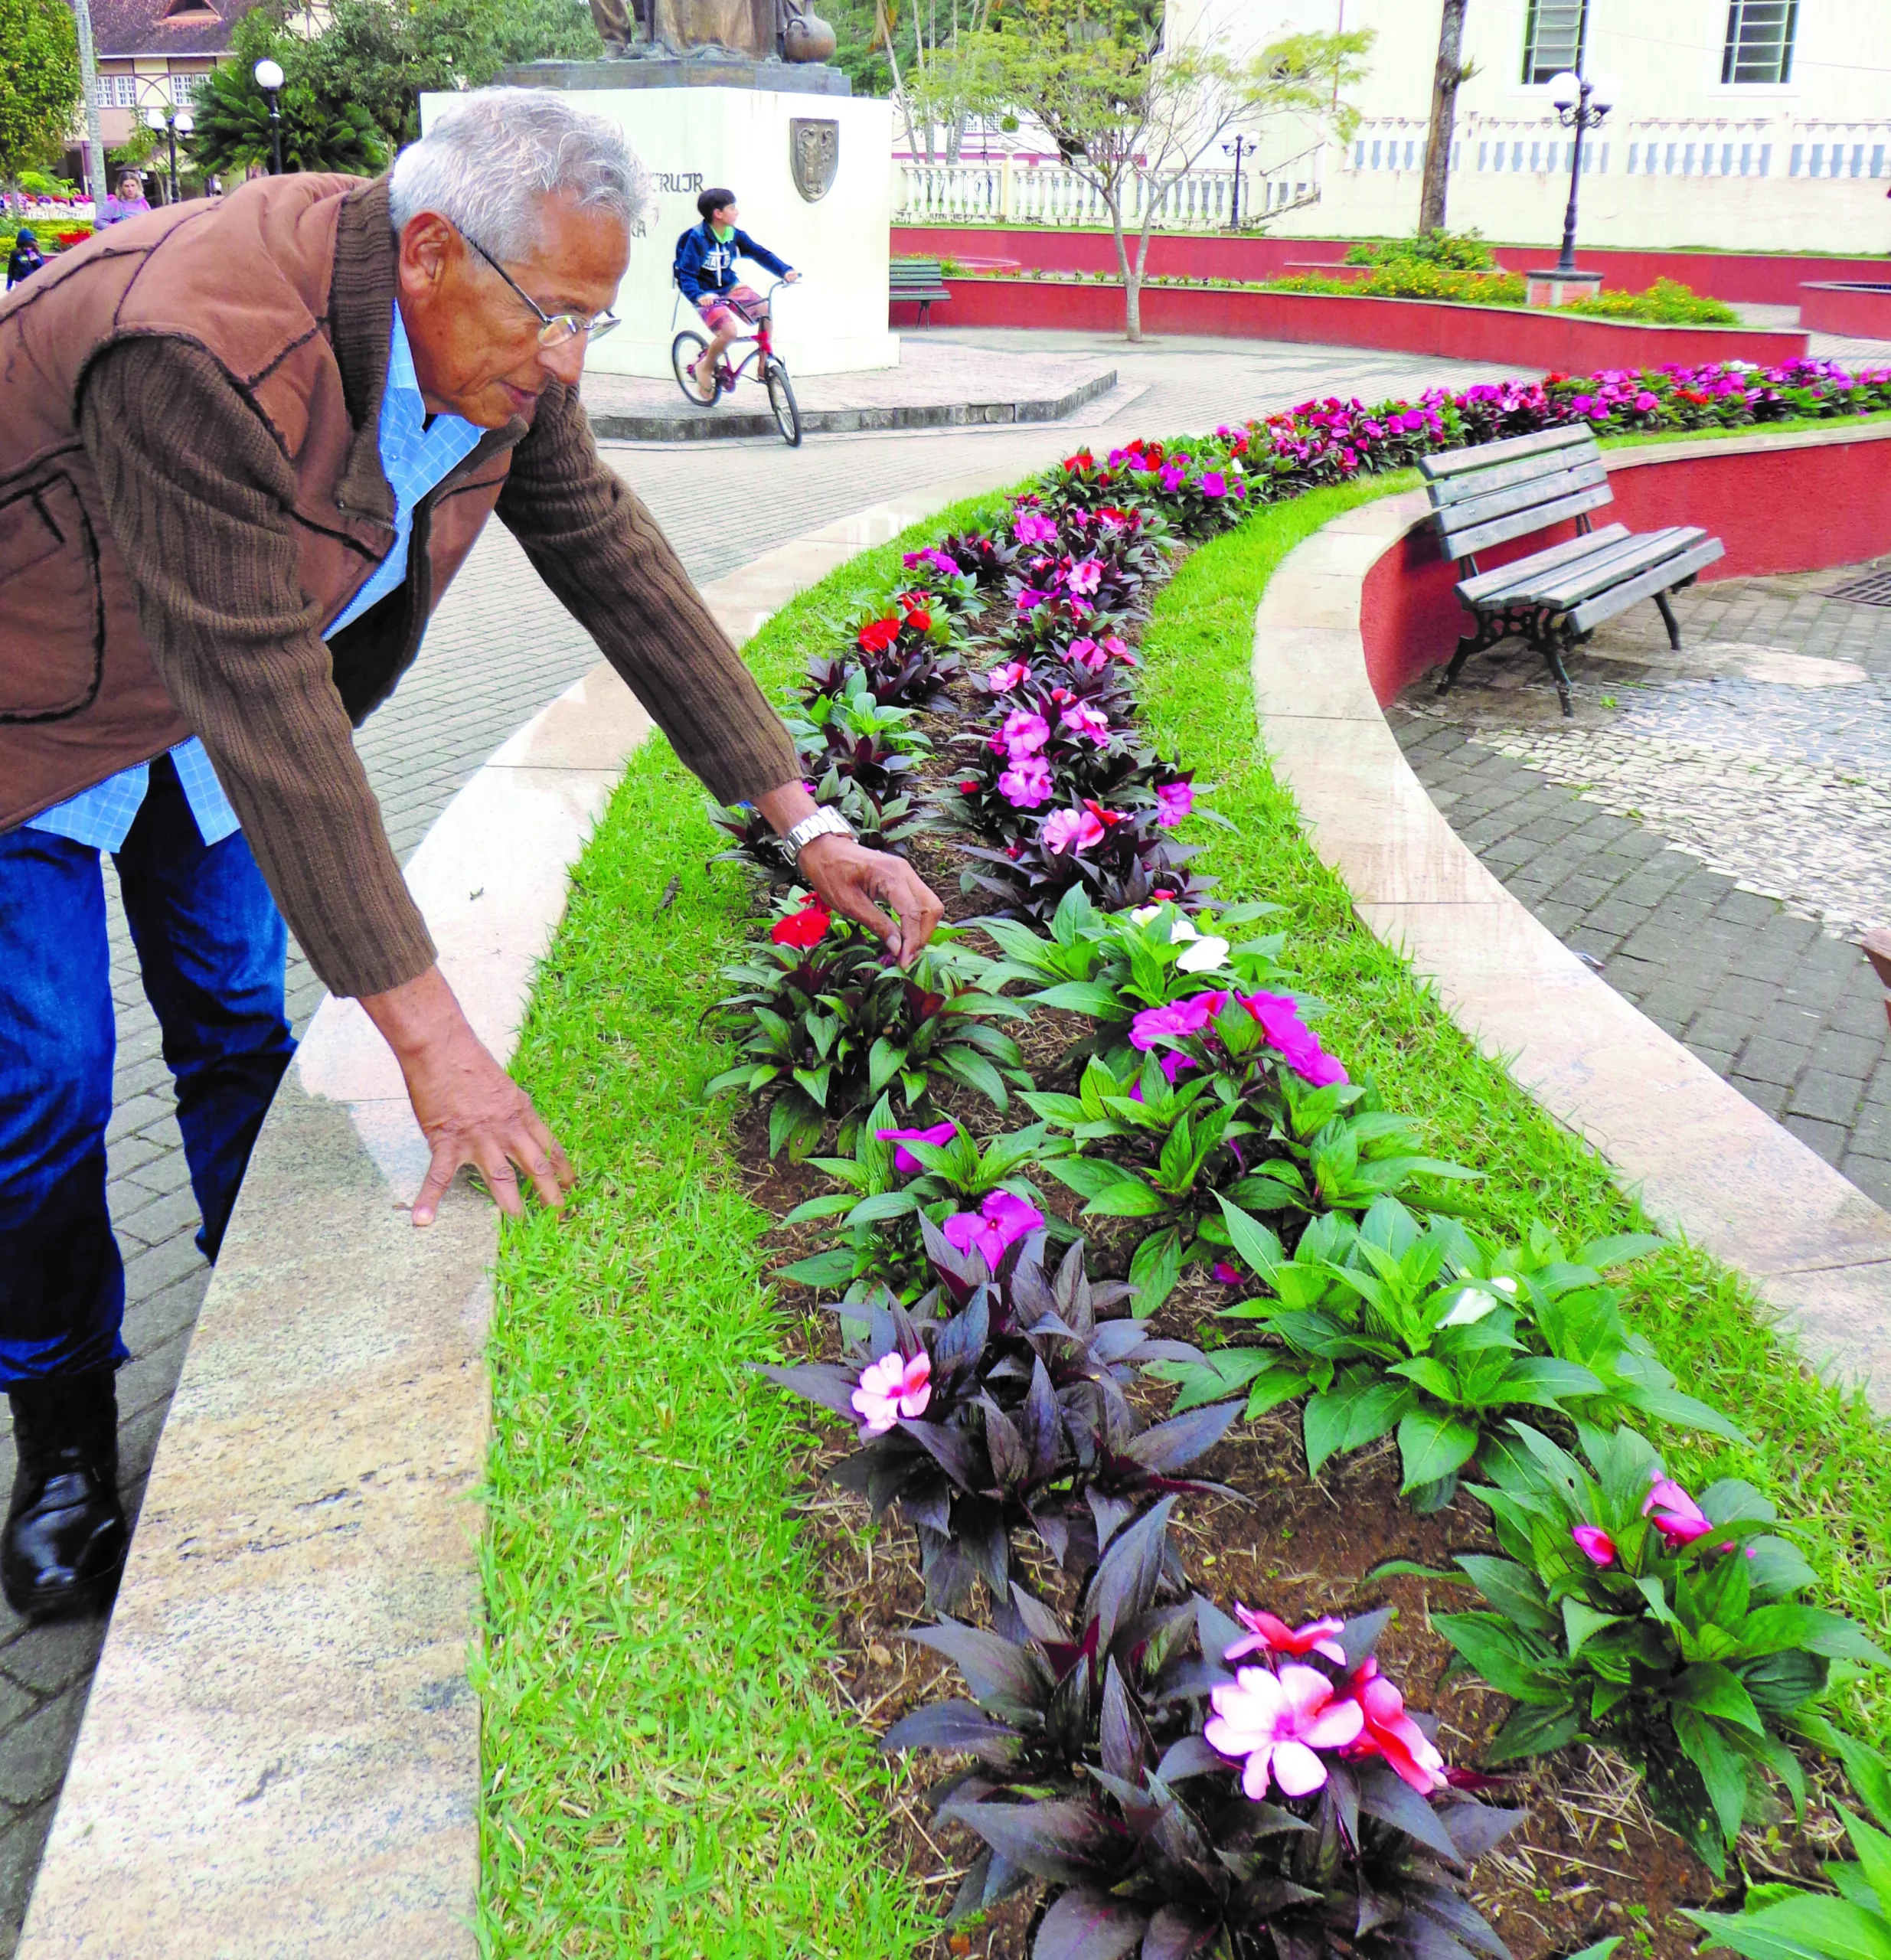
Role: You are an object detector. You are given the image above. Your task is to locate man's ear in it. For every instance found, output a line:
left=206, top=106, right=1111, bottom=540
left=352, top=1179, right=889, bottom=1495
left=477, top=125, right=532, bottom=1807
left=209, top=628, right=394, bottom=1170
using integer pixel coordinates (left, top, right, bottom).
left=398, top=212, right=458, bottom=297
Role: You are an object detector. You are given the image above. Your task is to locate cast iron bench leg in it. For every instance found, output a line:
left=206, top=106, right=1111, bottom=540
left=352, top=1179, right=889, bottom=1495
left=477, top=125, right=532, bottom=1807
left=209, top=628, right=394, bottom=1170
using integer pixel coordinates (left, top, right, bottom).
left=1540, top=633, right=1576, bottom=717
left=1435, top=637, right=1479, bottom=697
left=1654, top=587, right=1683, bottom=651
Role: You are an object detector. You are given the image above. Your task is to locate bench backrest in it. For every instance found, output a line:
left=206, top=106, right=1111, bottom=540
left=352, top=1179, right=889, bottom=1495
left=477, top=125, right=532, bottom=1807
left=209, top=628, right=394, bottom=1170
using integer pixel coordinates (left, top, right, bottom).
left=891, top=258, right=946, bottom=283
left=1419, top=424, right=1612, bottom=561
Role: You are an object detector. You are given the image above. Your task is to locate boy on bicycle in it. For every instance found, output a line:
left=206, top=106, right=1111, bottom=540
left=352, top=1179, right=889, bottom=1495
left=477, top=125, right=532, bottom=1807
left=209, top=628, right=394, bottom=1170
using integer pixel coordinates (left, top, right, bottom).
left=676, top=188, right=799, bottom=402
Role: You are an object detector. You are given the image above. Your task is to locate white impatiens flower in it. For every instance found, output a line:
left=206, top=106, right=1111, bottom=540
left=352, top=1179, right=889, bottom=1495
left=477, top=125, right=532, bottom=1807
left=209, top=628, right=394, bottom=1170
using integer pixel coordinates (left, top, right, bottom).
left=1130, top=903, right=1164, bottom=926
left=1437, top=1286, right=1499, bottom=1328
left=1175, top=935, right=1230, bottom=972
left=1488, top=1273, right=1519, bottom=1296
left=1168, top=917, right=1200, bottom=942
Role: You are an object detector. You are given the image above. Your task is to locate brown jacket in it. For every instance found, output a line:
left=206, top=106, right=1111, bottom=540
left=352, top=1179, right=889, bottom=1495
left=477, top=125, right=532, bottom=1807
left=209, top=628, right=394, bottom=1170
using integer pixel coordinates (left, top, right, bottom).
left=0, top=172, right=797, bottom=996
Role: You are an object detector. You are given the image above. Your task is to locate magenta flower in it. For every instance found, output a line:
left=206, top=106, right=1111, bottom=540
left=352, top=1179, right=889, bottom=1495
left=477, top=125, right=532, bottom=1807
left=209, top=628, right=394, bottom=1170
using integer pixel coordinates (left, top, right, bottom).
left=1001, top=708, right=1050, bottom=756
left=1013, top=511, right=1058, bottom=545
left=851, top=1348, right=932, bottom=1436
left=983, top=661, right=1029, bottom=693
left=1238, top=991, right=1348, bottom=1088
left=1060, top=703, right=1112, bottom=746
left=1101, top=633, right=1136, bottom=667
left=1634, top=390, right=1660, bottom=411
left=1159, top=463, right=1187, bottom=492
left=1572, top=1525, right=1618, bottom=1567
left=1338, top=1658, right=1448, bottom=1795
left=1066, top=557, right=1103, bottom=596
left=1642, top=1474, right=1714, bottom=1550
left=1205, top=1663, right=1365, bottom=1799
left=874, top=1119, right=959, bottom=1174
left=998, top=755, right=1053, bottom=808
left=1129, top=991, right=1229, bottom=1050
left=1014, top=587, right=1050, bottom=614
left=1224, top=1606, right=1347, bottom=1666
left=1212, top=1262, right=1243, bottom=1286
left=1155, top=779, right=1194, bottom=827
left=1200, top=471, right=1227, bottom=498
left=1066, top=635, right=1105, bottom=671
left=942, top=1190, right=1044, bottom=1270
left=1043, top=807, right=1106, bottom=856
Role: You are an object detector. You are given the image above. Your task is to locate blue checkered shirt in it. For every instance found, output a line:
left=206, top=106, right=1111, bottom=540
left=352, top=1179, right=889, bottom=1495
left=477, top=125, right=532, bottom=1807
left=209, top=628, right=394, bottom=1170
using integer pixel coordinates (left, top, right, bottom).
left=26, top=309, right=484, bottom=853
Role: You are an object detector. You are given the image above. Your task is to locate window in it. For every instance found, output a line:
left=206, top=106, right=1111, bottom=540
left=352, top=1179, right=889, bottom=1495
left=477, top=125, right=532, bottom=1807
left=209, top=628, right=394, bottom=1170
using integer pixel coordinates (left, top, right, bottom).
left=94, top=72, right=139, bottom=108
left=1522, top=0, right=1586, bottom=83
left=1721, top=1, right=1795, bottom=84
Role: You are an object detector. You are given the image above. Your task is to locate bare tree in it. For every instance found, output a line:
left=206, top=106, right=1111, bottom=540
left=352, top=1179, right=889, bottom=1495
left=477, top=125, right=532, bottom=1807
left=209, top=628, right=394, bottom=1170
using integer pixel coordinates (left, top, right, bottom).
left=1419, top=0, right=1468, bottom=233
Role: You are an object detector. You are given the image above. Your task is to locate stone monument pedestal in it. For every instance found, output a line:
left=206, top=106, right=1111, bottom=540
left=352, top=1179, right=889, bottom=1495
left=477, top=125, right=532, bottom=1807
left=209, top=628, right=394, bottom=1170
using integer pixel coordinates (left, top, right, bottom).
left=1526, top=267, right=1604, bottom=309
left=436, top=70, right=897, bottom=382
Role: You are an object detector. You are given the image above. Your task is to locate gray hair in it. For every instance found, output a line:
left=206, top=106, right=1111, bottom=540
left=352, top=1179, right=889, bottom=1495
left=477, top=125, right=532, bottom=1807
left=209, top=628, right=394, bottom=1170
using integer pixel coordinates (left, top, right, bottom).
left=388, top=87, right=652, bottom=259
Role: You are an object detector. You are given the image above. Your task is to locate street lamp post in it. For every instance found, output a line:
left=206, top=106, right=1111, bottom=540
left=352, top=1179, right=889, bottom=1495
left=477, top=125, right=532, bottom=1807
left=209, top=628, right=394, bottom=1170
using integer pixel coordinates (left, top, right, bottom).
left=253, top=59, right=286, bottom=175
left=144, top=101, right=193, bottom=204
left=1546, top=68, right=1616, bottom=276
left=1220, top=133, right=1251, bottom=231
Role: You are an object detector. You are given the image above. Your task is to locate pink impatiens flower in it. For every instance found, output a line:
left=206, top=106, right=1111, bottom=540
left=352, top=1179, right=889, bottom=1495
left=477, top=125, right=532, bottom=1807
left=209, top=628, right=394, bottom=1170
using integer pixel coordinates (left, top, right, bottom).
left=1066, top=557, right=1103, bottom=596
left=1155, top=780, right=1194, bottom=827
left=942, top=1190, right=1045, bottom=1270
left=1238, top=992, right=1348, bottom=1089
left=1573, top=1525, right=1618, bottom=1567
left=1212, top=1262, right=1244, bottom=1286
left=1013, top=511, right=1058, bottom=544
left=998, top=755, right=1053, bottom=808
left=851, top=1349, right=931, bottom=1436
left=1014, top=587, right=1050, bottom=614
left=1339, top=1658, right=1448, bottom=1795
left=1043, top=807, right=1106, bottom=856
left=1224, top=1606, right=1347, bottom=1666
left=1643, top=1474, right=1714, bottom=1551
left=1200, top=471, right=1228, bottom=498
left=1060, top=703, right=1113, bottom=746
left=1066, top=636, right=1106, bottom=672
left=874, top=1119, right=959, bottom=1174
left=1129, top=992, right=1229, bottom=1050
left=1001, top=709, right=1050, bottom=756
left=1205, top=1663, right=1365, bottom=1799
left=983, top=661, right=1029, bottom=693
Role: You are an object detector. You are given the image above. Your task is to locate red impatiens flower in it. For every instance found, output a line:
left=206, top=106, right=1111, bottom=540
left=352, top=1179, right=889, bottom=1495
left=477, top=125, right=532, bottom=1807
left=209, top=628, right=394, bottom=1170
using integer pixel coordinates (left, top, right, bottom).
left=903, top=608, right=932, bottom=633
left=770, top=899, right=831, bottom=949
left=857, top=617, right=900, bottom=655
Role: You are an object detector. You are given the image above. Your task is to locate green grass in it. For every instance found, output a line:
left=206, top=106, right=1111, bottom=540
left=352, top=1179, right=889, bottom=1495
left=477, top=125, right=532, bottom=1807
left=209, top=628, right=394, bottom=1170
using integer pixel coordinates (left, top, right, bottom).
left=483, top=453, right=1891, bottom=1952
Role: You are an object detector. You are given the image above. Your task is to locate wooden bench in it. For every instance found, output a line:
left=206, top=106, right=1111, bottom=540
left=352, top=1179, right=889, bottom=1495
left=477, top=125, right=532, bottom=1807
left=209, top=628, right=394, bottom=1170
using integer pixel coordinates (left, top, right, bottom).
left=1421, top=425, right=1726, bottom=716
left=890, top=256, right=952, bottom=326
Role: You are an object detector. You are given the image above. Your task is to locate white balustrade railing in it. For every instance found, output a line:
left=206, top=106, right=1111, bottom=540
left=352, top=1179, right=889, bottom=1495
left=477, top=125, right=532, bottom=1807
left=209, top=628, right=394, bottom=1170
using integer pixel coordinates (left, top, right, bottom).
left=893, top=146, right=1324, bottom=230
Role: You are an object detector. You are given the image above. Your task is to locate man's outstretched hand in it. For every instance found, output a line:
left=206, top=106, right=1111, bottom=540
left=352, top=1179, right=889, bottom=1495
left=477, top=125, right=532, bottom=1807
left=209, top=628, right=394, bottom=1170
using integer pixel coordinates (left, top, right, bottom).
left=359, top=964, right=576, bottom=1227
left=755, top=781, right=945, bottom=967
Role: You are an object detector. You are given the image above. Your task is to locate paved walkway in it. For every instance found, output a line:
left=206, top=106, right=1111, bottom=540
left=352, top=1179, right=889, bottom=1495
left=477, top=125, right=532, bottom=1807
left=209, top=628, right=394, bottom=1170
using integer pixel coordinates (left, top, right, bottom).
left=1394, top=559, right=1891, bottom=1213
left=0, top=328, right=1530, bottom=1949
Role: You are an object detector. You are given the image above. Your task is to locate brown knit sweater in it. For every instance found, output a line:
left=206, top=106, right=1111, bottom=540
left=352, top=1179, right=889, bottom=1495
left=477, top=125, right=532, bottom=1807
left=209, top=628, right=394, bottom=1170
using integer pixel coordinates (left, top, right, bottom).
left=75, top=304, right=797, bottom=1000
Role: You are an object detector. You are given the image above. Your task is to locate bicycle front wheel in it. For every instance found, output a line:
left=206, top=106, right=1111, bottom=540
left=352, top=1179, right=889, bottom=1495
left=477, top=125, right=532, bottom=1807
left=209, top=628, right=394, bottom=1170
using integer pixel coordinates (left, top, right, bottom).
left=763, top=357, right=802, bottom=447
left=671, top=330, right=717, bottom=404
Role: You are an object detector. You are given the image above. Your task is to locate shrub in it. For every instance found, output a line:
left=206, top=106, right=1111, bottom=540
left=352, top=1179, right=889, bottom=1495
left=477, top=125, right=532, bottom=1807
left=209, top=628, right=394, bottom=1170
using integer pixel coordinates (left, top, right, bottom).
left=760, top=1231, right=1236, bottom=1608
left=1419, top=1421, right=1888, bottom=1873
left=1559, top=276, right=1740, bottom=325
left=1346, top=227, right=1497, bottom=271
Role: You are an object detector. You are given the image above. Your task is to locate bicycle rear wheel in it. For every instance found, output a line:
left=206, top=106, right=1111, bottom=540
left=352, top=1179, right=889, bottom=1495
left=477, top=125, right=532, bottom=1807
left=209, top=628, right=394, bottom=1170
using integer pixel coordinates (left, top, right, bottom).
left=671, top=330, right=718, bottom=404
left=763, top=356, right=802, bottom=447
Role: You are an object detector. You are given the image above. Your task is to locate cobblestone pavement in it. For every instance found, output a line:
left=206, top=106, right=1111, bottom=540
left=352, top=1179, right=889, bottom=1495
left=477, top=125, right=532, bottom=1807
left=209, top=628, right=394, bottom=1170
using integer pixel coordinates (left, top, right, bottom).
left=0, top=329, right=1527, bottom=1948
left=1394, top=557, right=1891, bottom=1214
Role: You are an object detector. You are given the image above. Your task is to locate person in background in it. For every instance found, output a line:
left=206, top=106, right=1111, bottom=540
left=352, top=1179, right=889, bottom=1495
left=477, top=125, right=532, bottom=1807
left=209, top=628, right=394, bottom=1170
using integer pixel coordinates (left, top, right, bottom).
left=674, top=187, right=798, bottom=402
left=96, top=172, right=151, bottom=228
left=5, top=229, right=44, bottom=290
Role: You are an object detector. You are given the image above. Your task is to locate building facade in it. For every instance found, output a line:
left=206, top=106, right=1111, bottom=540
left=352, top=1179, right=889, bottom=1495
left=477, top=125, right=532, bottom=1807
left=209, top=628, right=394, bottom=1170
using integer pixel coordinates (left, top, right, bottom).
left=1171, top=0, right=1891, bottom=253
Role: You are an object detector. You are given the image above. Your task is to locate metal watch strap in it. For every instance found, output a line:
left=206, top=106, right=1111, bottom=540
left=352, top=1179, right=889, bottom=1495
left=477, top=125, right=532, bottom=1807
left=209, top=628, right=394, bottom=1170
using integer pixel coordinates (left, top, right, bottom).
left=782, top=808, right=854, bottom=858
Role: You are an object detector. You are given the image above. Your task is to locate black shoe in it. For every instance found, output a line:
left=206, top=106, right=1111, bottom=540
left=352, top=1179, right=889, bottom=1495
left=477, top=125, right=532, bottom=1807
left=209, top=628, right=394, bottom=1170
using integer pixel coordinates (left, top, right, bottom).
left=3, top=1368, right=126, bottom=1621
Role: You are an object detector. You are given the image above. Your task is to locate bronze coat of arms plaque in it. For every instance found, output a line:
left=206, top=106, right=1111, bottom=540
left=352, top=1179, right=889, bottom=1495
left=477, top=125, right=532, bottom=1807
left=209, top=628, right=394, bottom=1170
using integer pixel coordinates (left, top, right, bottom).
left=790, top=117, right=840, bottom=201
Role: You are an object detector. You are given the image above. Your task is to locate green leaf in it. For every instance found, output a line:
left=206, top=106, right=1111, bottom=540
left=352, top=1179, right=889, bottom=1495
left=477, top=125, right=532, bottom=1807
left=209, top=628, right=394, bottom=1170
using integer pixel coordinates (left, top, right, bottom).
left=1030, top=980, right=1128, bottom=1018
left=1155, top=1350, right=1276, bottom=1415
left=1127, top=1227, right=1184, bottom=1317
left=780, top=1192, right=859, bottom=1226
left=1842, top=1810, right=1891, bottom=1919
left=843, top=1191, right=920, bottom=1227
left=1562, top=1597, right=1625, bottom=1659
left=1044, top=1158, right=1168, bottom=1218
left=1740, top=1606, right=1890, bottom=1668
left=1395, top=1410, right=1480, bottom=1494
left=939, top=1045, right=1014, bottom=1112
left=867, top=1036, right=905, bottom=1096
left=777, top=1248, right=859, bottom=1287
left=1432, top=1611, right=1566, bottom=1704
left=1672, top=1705, right=1754, bottom=1848
left=1211, top=1194, right=1285, bottom=1284
left=1486, top=1698, right=1583, bottom=1762
left=1452, top=1554, right=1558, bottom=1635
left=1686, top=1896, right=1891, bottom=1960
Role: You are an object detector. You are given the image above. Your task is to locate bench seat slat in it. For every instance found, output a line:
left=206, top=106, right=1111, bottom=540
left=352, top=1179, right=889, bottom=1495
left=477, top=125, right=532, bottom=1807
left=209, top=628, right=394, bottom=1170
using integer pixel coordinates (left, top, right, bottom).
left=1437, top=459, right=1610, bottom=536
left=1520, top=527, right=1707, bottom=608
left=1481, top=524, right=1694, bottom=604
left=1427, top=435, right=1603, bottom=507
left=1439, top=482, right=1615, bottom=559
left=1455, top=523, right=1632, bottom=605
left=1419, top=423, right=1595, bottom=482
left=1566, top=537, right=1726, bottom=634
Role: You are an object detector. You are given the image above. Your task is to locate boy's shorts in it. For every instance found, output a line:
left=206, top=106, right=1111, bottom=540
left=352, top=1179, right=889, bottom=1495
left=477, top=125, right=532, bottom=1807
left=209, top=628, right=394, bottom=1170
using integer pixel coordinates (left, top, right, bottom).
left=696, top=283, right=763, bottom=332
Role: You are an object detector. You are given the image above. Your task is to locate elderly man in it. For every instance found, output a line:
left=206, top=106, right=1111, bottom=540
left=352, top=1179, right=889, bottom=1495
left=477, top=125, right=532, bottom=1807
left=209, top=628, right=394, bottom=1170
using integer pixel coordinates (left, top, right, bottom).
left=0, top=90, right=941, bottom=1620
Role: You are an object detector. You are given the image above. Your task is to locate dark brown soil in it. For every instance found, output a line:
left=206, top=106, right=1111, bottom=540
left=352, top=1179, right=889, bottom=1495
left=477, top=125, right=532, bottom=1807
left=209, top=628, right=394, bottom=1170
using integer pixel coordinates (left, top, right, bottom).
left=729, top=548, right=1850, bottom=1958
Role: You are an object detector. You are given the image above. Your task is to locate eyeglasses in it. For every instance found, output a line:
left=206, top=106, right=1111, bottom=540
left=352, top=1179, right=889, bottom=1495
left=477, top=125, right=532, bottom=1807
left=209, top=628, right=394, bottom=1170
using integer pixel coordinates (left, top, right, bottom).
left=461, top=231, right=620, bottom=349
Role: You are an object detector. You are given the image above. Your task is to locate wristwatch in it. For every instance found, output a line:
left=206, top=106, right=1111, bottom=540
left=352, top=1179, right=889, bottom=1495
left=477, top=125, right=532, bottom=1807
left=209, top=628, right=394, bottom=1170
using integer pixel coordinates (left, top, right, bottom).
left=782, top=807, right=855, bottom=858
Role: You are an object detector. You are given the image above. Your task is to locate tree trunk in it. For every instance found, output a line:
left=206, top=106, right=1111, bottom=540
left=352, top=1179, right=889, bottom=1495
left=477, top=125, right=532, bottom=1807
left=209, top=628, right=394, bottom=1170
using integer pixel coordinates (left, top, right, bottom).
left=1419, top=0, right=1467, bottom=234
left=1106, top=194, right=1140, bottom=340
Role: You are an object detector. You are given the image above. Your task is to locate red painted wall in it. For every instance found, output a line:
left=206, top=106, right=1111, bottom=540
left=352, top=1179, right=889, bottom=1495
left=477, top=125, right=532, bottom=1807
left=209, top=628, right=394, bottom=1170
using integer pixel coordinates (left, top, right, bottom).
left=1357, top=429, right=1891, bottom=704
left=1799, top=282, right=1891, bottom=338
left=892, top=225, right=1891, bottom=307
left=893, top=275, right=1808, bottom=369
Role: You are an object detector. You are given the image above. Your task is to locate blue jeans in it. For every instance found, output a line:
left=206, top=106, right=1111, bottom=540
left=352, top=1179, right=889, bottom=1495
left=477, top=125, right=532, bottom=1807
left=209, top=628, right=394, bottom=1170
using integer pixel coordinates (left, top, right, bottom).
left=0, top=757, right=295, bottom=1385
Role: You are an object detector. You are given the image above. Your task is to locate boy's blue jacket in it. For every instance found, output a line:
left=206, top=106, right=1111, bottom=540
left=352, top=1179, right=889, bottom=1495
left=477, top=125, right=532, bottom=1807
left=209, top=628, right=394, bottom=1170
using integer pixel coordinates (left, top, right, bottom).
left=674, top=221, right=792, bottom=302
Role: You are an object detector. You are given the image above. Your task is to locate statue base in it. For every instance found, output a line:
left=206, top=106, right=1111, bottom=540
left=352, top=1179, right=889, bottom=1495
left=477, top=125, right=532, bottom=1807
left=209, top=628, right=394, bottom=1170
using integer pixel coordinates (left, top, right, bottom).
left=423, top=83, right=896, bottom=381
left=499, top=54, right=851, bottom=96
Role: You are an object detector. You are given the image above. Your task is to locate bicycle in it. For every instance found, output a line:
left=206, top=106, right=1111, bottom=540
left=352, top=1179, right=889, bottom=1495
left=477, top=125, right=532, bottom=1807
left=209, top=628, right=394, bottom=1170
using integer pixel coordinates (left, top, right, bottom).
left=670, top=277, right=802, bottom=448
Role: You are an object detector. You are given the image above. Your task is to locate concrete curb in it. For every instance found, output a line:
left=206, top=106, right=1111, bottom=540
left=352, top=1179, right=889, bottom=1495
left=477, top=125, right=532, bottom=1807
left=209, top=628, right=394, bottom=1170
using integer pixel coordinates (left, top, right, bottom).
left=1253, top=479, right=1891, bottom=1407
left=15, top=462, right=1027, bottom=1957
left=586, top=366, right=1119, bottom=443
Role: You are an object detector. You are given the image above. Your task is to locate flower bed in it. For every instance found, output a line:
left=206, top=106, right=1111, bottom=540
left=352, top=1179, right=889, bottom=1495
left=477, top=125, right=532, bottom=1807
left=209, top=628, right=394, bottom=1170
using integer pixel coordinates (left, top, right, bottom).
left=486, top=358, right=1891, bottom=1956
